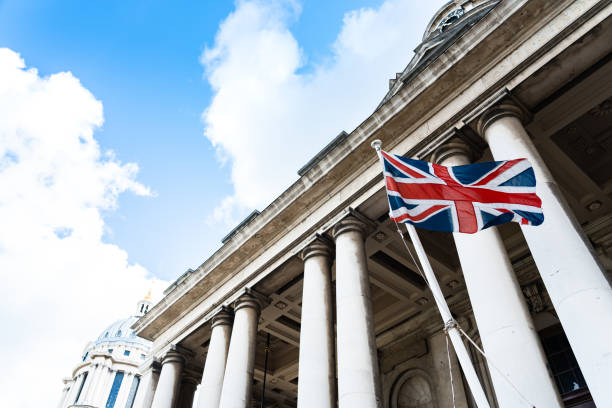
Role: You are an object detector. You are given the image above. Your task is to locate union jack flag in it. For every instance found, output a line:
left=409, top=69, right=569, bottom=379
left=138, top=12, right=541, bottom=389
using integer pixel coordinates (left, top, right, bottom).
left=380, top=150, right=544, bottom=233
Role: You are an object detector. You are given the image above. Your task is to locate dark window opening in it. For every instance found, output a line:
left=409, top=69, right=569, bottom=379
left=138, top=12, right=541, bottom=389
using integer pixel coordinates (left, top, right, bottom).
left=74, top=371, right=88, bottom=404
left=540, top=325, right=594, bottom=407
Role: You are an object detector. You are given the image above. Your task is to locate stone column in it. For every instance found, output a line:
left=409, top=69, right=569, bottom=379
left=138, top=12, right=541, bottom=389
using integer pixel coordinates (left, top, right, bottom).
left=133, top=362, right=161, bottom=408
left=333, top=216, right=382, bottom=408
left=478, top=104, right=612, bottom=406
left=297, top=238, right=336, bottom=408
left=150, top=349, right=185, bottom=408
left=197, top=307, right=233, bottom=408
left=81, top=363, right=100, bottom=404
left=218, top=292, right=261, bottom=408
left=429, top=330, right=469, bottom=408
left=177, top=375, right=199, bottom=408
left=67, top=373, right=85, bottom=405
left=57, top=379, right=72, bottom=408
left=92, top=364, right=112, bottom=406
left=435, top=139, right=562, bottom=407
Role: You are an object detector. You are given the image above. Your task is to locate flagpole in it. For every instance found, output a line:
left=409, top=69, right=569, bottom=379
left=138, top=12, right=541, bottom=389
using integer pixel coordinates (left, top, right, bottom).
left=404, top=223, right=491, bottom=408
left=371, top=140, right=491, bottom=408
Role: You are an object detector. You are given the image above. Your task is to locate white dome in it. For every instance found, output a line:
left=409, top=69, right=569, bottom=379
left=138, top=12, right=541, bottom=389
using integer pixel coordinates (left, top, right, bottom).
left=94, top=316, right=151, bottom=349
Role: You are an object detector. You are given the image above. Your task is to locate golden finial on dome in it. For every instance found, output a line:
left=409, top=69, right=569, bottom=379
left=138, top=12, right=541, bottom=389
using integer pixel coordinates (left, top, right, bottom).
left=144, top=289, right=152, bottom=301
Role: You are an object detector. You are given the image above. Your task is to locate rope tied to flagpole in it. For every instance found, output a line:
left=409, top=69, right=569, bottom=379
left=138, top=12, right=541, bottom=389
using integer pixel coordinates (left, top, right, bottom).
left=457, top=326, right=536, bottom=408
left=373, top=139, right=539, bottom=408
left=394, top=217, right=537, bottom=408
left=445, top=332, right=458, bottom=408
left=394, top=169, right=536, bottom=408
left=394, top=221, right=430, bottom=286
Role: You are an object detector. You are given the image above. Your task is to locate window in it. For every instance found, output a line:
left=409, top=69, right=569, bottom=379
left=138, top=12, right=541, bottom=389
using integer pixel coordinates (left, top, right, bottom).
left=108, top=349, right=113, bottom=354
left=74, top=372, right=88, bottom=404
left=104, top=332, right=109, bottom=338
left=117, top=330, right=122, bottom=337
left=540, top=325, right=594, bottom=406
left=105, top=372, right=124, bottom=408
left=391, top=371, right=434, bottom=408
left=123, top=350, right=131, bottom=356
left=140, top=354, right=146, bottom=360
left=124, top=376, right=140, bottom=408
left=82, top=352, right=89, bottom=362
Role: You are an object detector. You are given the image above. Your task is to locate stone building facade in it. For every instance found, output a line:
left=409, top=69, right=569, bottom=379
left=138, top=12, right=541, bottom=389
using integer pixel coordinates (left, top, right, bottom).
left=131, top=1, right=612, bottom=407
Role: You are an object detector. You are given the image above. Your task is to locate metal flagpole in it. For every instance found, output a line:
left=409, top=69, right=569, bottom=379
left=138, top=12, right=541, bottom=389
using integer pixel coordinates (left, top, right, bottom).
left=371, top=140, right=491, bottom=408
left=404, top=222, right=491, bottom=408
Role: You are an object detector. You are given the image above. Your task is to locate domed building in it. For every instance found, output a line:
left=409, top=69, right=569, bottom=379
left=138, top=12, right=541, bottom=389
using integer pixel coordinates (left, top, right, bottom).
left=57, top=294, right=153, bottom=408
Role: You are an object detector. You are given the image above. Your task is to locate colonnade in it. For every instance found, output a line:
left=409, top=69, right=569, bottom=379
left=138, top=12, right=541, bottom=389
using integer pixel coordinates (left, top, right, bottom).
left=62, top=360, right=141, bottom=408
left=135, top=102, right=612, bottom=408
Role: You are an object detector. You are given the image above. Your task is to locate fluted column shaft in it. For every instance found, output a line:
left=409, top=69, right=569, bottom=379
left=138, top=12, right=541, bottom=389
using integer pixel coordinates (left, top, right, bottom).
left=218, top=292, right=261, bottom=408
left=436, top=140, right=562, bottom=407
left=197, top=308, right=233, bottom=408
left=64, top=375, right=81, bottom=406
left=297, top=239, right=336, bottom=408
left=81, top=363, right=100, bottom=404
left=333, top=216, right=382, bottom=408
left=92, top=364, right=112, bottom=405
left=150, top=350, right=185, bottom=408
left=479, top=105, right=612, bottom=407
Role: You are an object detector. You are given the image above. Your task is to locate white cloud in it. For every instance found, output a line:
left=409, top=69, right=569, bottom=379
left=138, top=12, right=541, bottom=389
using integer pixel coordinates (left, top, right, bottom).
left=202, top=0, right=445, bottom=226
left=0, top=48, right=167, bottom=407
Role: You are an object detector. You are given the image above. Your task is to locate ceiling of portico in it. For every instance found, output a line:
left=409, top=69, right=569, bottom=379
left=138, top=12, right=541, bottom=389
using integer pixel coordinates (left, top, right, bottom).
left=141, top=8, right=612, bottom=408
left=176, top=48, right=612, bottom=405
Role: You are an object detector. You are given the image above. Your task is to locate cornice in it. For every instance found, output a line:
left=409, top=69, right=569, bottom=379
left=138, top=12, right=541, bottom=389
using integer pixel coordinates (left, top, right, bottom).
left=134, top=0, right=604, bottom=343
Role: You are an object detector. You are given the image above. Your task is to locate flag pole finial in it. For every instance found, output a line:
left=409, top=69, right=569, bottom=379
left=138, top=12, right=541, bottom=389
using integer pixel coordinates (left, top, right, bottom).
left=371, top=139, right=382, bottom=152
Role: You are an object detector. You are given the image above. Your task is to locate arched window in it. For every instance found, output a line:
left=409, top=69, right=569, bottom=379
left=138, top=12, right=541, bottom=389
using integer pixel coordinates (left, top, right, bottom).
left=117, top=330, right=122, bottom=337
left=391, top=370, right=436, bottom=408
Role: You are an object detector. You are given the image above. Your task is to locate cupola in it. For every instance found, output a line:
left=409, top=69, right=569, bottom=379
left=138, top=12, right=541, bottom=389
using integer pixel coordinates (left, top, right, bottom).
left=136, top=290, right=153, bottom=317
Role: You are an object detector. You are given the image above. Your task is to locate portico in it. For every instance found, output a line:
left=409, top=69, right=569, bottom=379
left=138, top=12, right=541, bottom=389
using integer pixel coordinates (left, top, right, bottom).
left=130, top=1, right=612, bottom=408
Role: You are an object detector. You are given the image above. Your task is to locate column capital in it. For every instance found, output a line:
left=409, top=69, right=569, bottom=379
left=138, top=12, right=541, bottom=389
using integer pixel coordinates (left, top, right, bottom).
left=431, top=137, right=475, bottom=165
left=162, top=348, right=186, bottom=366
left=301, top=236, right=333, bottom=262
left=332, top=215, right=368, bottom=240
left=149, top=360, right=162, bottom=374
left=234, top=290, right=261, bottom=314
left=211, top=306, right=234, bottom=329
left=476, top=102, right=524, bottom=136
left=181, top=373, right=200, bottom=387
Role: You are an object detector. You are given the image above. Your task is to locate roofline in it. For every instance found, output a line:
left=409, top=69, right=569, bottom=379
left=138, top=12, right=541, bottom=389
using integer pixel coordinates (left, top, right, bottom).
left=133, top=0, right=605, bottom=341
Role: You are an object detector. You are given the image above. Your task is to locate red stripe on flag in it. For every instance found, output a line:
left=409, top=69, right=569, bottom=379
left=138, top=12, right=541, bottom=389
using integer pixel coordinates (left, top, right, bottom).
left=473, top=159, right=523, bottom=186
left=382, top=151, right=427, bottom=179
left=432, top=163, right=460, bottom=186
left=390, top=204, right=448, bottom=223
left=455, top=201, right=478, bottom=233
left=386, top=176, right=542, bottom=207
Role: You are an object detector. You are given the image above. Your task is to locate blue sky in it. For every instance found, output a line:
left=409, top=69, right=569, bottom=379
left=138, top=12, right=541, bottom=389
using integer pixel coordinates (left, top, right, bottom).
left=0, top=0, right=414, bottom=281
left=0, top=1, right=448, bottom=404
